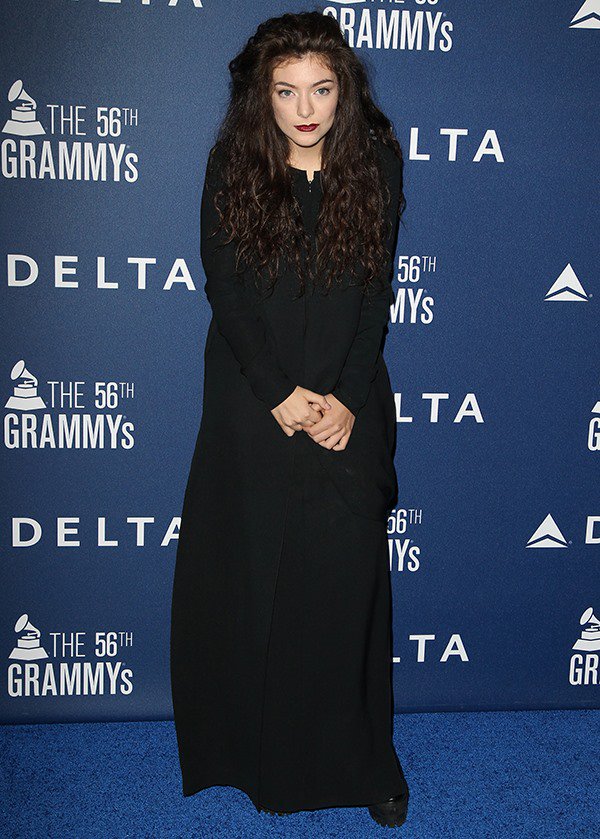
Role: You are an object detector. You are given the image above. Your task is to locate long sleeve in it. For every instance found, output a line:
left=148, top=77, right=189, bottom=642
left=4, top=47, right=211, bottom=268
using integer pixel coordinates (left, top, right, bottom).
left=200, top=149, right=296, bottom=410
left=330, top=147, right=402, bottom=418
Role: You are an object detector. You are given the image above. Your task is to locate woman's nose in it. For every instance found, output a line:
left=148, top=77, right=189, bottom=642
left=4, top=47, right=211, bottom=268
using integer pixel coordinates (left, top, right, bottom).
left=298, top=99, right=314, bottom=119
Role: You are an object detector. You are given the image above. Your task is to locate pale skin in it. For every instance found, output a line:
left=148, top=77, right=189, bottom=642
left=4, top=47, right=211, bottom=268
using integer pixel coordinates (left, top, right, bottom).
left=267, top=53, right=355, bottom=451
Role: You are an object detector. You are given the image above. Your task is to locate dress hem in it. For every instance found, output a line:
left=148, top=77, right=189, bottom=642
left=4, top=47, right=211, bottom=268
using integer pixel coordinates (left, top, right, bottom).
left=181, top=779, right=406, bottom=814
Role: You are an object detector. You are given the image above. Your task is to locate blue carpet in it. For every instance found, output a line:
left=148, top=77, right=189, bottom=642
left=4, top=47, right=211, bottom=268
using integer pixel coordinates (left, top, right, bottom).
left=1, top=710, right=597, bottom=838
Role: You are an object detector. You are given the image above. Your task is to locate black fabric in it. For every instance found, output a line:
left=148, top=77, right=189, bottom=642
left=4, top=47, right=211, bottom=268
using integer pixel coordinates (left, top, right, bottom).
left=170, top=140, right=408, bottom=813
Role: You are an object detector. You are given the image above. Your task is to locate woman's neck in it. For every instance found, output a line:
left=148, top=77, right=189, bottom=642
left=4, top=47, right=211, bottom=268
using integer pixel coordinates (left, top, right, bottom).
left=288, top=140, right=323, bottom=178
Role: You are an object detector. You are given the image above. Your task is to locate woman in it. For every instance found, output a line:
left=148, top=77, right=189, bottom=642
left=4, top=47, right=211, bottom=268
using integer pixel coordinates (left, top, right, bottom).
left=170, top=11, right=410, bottom=828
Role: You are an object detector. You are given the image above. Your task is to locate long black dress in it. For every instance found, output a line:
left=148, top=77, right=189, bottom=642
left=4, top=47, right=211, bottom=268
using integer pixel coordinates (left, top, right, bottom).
left=170, top=139, right=409, bottom=813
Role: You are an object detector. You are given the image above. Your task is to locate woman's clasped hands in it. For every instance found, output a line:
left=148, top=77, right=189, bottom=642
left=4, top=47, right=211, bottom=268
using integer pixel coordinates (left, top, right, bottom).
left=271, top=385, right=355, bottom=450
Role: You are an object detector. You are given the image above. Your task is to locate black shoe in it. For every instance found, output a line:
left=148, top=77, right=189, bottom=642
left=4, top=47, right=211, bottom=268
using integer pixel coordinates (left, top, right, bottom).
left=367, top=789, right=409, bottom=828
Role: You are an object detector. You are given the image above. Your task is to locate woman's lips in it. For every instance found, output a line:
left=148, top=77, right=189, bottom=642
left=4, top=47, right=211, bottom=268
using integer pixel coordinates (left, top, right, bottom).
left=295, top=124, right=319, bottom=132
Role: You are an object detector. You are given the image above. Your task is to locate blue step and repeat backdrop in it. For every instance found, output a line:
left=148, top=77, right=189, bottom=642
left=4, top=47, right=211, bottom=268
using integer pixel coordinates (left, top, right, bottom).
left=1, top=1, right=598, bottom=724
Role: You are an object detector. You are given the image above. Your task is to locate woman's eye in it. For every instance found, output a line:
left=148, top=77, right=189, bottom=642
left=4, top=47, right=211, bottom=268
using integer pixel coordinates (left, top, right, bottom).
left=277, top=87, right=330, bottom=99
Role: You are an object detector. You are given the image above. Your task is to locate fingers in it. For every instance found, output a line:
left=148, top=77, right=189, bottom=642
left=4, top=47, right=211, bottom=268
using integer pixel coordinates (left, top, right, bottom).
left=271, top=412, right=297, bottom=436
left=305, top=403, right=325, bottom=424
left=272, top=388, right=338, bottom=438
left=319, top=428, right=347, bottom=450
left=310, top=423, right=344, bottom=444
left=331, top=431, right=350, bottom=450
left=292, top=408, right=322, bottom=427
left=303, top=390, right=331, bottom=411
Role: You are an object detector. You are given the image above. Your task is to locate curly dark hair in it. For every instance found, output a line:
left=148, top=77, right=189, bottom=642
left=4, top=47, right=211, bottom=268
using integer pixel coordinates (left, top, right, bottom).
left=211, top=10, right=406, bottom=296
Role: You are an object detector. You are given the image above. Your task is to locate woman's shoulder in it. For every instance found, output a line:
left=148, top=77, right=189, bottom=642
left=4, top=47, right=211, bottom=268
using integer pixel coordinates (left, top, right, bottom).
left=203, top=142, right=228, bottom=190
left=371, top=136, right=403, bottom=212
left=207, top=141, right=226, bottom=166
left=372, top=136, right=401, bottom=179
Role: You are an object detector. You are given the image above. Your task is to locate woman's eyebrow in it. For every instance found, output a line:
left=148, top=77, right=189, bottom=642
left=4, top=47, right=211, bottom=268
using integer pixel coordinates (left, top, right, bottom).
left=274, top=79, right=334, bottom=88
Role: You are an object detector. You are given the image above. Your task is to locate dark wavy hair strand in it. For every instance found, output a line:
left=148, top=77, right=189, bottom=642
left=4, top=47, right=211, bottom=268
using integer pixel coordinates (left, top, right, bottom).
left=211, top=10, right=406, bottom=297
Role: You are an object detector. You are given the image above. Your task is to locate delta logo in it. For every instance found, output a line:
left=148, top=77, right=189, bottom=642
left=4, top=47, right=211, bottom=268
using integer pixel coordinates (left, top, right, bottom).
left=569, top=1, right=600, bottom=28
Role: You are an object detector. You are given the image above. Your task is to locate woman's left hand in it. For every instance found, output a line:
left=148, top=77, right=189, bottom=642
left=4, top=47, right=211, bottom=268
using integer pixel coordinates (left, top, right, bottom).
left=302, top=393, right=355, bottom=450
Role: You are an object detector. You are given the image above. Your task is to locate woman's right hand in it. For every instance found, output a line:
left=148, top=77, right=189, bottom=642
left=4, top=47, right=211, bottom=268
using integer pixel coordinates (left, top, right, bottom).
left=271, top=386, right=332, bottom=437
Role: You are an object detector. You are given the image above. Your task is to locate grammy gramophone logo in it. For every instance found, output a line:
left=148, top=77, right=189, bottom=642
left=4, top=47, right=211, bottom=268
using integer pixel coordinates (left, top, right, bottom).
left=2, top=79, right=45, bottom=137
left=7, top=613, right=135, bottom=698
left=9, top=613, right=48, bottom=661
left=572, top=607, right=600, bottom=652
left=4, top=358, right=137, bottom=450
left=5, top=359, right=46, bottom=411
left=2, top=78, right=141, bottom=183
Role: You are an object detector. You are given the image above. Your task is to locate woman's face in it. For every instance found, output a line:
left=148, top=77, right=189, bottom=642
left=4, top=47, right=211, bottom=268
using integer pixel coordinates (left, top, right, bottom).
left=271, top=53, right=339, bottom=154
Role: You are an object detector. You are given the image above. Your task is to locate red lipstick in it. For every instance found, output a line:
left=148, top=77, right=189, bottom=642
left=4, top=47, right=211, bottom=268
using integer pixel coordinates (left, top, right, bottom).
left=295, top=124, right=319, bottom=132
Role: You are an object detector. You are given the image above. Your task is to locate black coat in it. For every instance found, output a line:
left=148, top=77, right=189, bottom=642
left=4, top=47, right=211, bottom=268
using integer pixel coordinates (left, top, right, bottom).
left=170, top=140, right=409, bottom=813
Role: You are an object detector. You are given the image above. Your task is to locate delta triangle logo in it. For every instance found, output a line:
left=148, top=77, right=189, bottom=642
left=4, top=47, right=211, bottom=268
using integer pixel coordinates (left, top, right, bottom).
left=569, top=0, right=600, bottom=28
left=544, top=264, right=589, bottom=302
left=526, top=513, right=569, bottom=548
